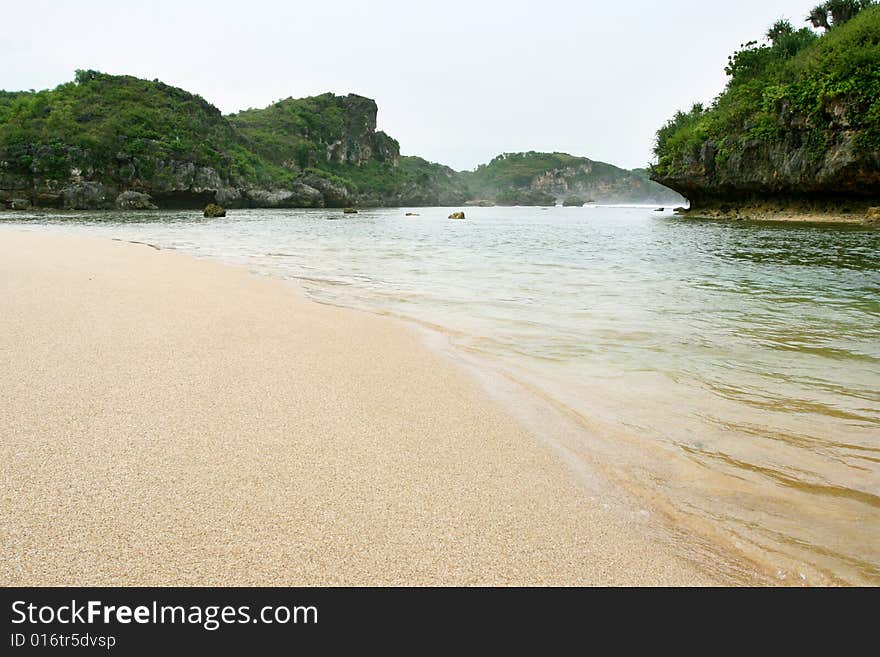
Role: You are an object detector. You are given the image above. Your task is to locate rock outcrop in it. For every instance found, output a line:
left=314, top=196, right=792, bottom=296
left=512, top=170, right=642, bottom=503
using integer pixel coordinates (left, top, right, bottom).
left=301, top=174, right=352, bottom=207
left=312, top=95, right=400, bottom=167
left=115, top=191, right=158, bottom=210
left=651, top=129, right=880, bottom=209
left=244, top=185, right=323, bottom=208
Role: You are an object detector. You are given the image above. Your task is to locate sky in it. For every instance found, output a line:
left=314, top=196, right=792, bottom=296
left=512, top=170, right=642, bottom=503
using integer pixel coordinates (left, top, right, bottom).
left=1, top=0, right=818, bottom=171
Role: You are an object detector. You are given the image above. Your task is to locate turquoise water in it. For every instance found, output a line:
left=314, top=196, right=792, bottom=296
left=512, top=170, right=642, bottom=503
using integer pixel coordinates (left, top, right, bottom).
left=3, top=206, right=879, bottom=583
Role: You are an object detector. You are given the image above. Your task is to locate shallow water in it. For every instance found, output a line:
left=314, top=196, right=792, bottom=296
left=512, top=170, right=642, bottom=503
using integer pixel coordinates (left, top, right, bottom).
left=3, top=206, right=878, bottom=584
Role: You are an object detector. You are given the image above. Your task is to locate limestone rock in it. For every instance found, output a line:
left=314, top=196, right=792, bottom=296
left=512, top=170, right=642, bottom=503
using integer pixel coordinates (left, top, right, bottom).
left=302, top=174, right=352, bottom=207
left=651, top=127, right=880, bottom=209
left=61, top=182, right=115, bottom=210
left=203, top=203, right=226, bottom=218
left=245, top=184, right=323, bottom=208
left=115, top=191, right=158, bottom=210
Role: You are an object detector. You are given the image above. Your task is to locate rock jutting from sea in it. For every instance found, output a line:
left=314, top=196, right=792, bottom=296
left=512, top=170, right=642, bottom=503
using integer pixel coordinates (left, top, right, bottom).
left=650, top=5, right=880, bottom=222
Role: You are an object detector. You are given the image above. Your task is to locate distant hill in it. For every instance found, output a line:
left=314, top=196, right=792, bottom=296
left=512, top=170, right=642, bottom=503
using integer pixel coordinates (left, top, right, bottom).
left=462, top=152, right=684, bottom=205
left=0, top=71, right=677, bottom=210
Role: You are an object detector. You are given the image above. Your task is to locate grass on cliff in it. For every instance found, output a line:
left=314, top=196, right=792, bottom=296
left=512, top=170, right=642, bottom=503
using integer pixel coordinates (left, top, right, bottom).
left=229, top=94, right=350, bottom=172
left=652, top=4, right=880, bottom=176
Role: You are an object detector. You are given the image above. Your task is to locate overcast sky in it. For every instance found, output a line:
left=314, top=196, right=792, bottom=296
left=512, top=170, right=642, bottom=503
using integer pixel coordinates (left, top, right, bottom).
left=1, top=0, right=817, bottom=171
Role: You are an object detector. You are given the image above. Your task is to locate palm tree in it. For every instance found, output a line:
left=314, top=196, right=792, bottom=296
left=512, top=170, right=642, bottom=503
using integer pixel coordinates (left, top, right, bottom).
left=767, top=19, right=795, bottom=44
left=807, top=5, right=830, bottom=30
left=808, top=0, right=875, bottom=30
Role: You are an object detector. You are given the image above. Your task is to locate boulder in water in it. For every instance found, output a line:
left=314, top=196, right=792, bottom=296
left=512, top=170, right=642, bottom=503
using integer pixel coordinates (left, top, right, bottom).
left=448, top=211, right=465, bottom=219
left=343, top=207, right=358, bottom=214
left=204, top=203, right=226, bottom=218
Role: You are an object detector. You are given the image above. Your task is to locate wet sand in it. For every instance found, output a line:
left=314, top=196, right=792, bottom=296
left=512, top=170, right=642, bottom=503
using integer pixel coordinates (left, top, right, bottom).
left=0, top=229, right=761, bottom=585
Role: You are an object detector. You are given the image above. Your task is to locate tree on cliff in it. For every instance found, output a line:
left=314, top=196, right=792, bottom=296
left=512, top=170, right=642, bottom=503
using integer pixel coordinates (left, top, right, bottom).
left=723, top=20, right=816, bottom=84
left=808, top=0, right=875, bottom=30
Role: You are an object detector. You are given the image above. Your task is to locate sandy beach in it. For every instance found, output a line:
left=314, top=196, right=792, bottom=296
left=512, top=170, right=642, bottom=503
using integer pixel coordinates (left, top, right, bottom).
left=0, top=229, right=761, bottom=586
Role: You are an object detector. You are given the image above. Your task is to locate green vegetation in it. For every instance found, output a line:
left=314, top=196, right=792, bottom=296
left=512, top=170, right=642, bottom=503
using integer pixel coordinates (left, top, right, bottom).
left=230, top=93, right=350, bottom=169
left=653, top=3, right=880, bottom=177
left=0, top=70, right=288, bottom=187
left=463, top=151, right=680, bottom=204
left=467, top=152, right=584, bottom=189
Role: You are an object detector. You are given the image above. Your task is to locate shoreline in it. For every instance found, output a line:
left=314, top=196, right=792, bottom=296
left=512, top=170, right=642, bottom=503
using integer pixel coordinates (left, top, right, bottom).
left=4, top=202, right=877, bottom=225
left=0, top=228, right=765, bottom=586
left=676, top=203, right=880, bottom=224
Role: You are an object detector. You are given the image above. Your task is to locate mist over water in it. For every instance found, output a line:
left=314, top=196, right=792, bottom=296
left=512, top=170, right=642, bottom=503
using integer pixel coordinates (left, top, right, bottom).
left=4, top=206, right=879, bottom=583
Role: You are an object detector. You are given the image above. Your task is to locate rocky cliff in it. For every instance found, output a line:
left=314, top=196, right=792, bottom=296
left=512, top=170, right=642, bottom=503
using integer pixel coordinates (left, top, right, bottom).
left=652, top=122, right=880, bottom=208
left=651, top=5, right=880, bottom=215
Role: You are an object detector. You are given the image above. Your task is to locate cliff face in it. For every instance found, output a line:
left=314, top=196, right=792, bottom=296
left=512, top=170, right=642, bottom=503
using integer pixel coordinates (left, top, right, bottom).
left=650, top=6, right=880, bottom=213
left=323, top=95, right=400, bottom=167
left=653, top=107, right=880, bottom=207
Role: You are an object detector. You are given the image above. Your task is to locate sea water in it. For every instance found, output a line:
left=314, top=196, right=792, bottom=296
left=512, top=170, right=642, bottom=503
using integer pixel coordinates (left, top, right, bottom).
left=4, top=205, right=878, bottom=583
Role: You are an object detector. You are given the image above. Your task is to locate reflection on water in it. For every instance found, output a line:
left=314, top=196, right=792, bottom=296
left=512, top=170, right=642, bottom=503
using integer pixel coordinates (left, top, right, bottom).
left=3, top=206, right=879, bottom=584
